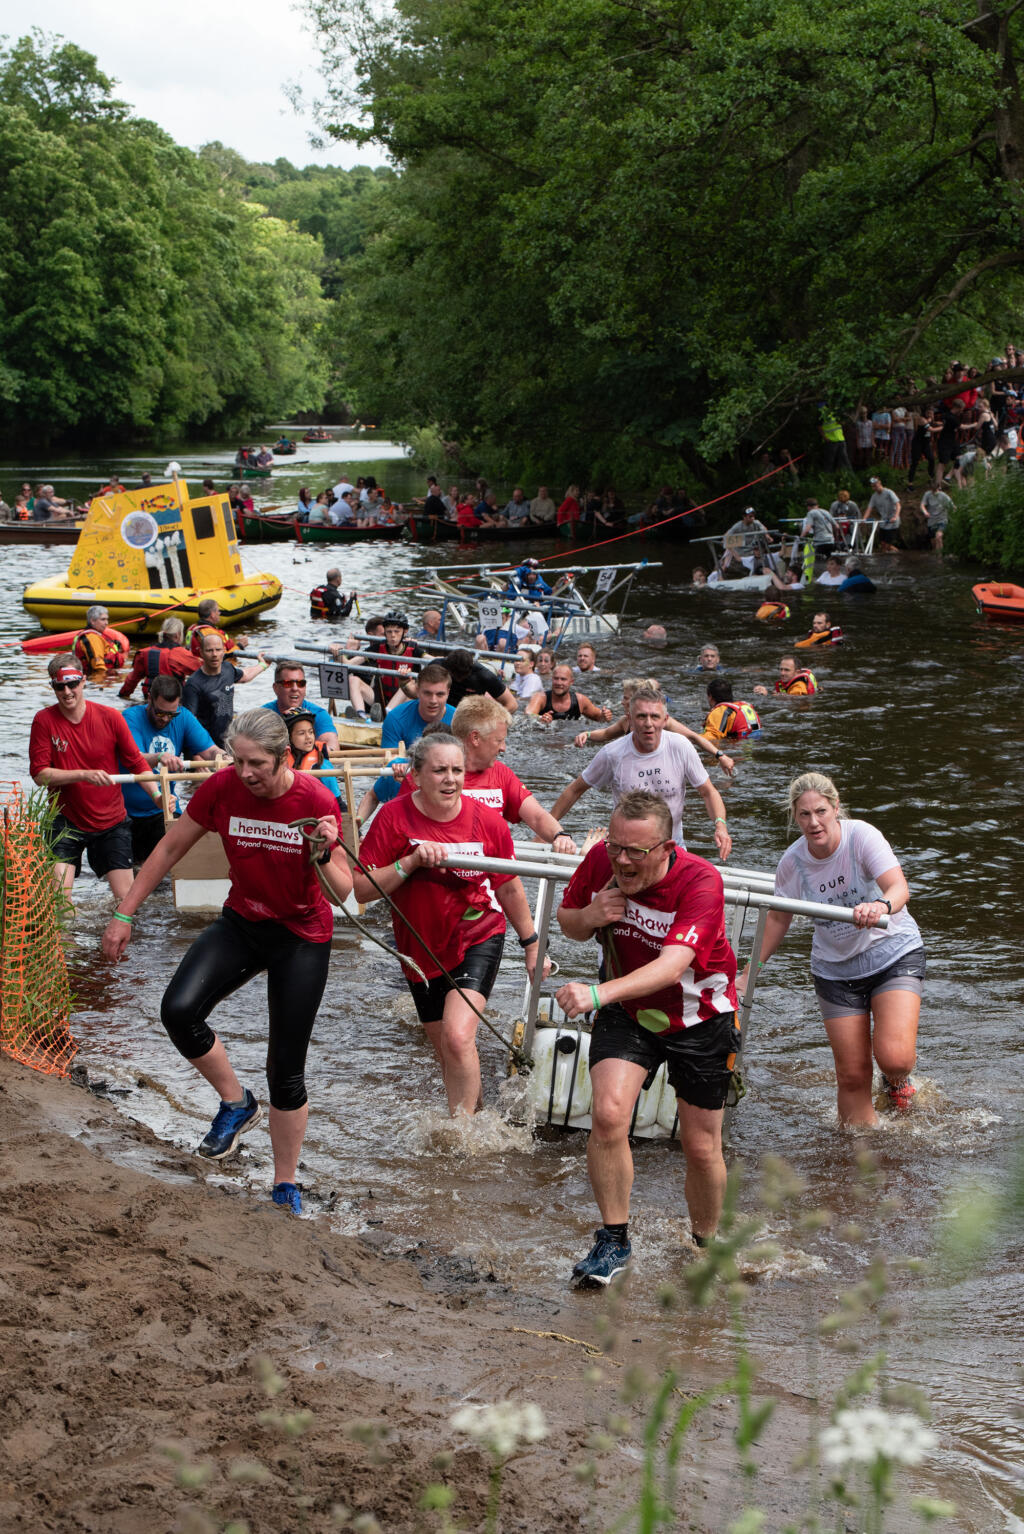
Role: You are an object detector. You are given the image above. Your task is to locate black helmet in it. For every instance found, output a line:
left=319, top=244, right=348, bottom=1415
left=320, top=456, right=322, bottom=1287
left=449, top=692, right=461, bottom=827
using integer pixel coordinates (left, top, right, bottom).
left=283, top=707, right=317, bottom=731
left=382, top=610, right=409, bottom=628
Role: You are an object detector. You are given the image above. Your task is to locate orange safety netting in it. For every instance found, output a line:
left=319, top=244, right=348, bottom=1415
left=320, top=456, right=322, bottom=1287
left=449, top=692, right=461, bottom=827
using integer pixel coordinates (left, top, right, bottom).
left=0, top=788, right=76, bottom=1076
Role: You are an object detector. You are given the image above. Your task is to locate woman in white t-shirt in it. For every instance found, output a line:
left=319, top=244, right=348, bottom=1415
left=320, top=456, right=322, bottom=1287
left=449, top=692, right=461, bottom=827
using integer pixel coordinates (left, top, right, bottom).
left=510, top=647, right=545, bottom=702
left=738, top=772, right=924, bottom=1125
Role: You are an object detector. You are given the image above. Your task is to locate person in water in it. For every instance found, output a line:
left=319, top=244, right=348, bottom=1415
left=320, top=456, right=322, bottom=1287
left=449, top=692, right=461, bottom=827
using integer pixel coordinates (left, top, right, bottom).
left=703, top=678, right=761, bottom=742
left=754, top=656, right=818, bottom=696
left=575, top=676, right=735, bottom=775
left=354, top=732, right=548, bottom=1116
left=737, top=772, right=923, bottom=1123
left=526, top=663, right=611, bottom=723
left=556, top=790, right=740, bottom=1284
left=102, top=710, right=353, bottom=1215
left=795, top=611, right=844, bottom=647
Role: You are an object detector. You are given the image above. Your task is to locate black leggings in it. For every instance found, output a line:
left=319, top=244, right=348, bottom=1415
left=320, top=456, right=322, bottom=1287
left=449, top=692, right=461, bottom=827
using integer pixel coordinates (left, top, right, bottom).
left=161, top=908, right=331, bottom=1111
left=908, top=439, right=934, bottom=483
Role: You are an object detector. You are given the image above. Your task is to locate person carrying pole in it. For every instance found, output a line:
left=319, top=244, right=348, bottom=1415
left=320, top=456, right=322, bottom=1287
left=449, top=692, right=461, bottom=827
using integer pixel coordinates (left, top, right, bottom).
left=555, top=790, right=739, bottom=1285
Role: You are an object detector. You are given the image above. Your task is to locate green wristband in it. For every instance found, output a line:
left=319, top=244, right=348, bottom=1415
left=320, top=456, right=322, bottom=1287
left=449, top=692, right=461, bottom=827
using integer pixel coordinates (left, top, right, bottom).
left=714, top=816, right=727, bottom=825
left=394, top=859, right=409, bottom=880
left=589, top=983, right=602, bottom=1011
left=111, top=911, right=133, bottom=925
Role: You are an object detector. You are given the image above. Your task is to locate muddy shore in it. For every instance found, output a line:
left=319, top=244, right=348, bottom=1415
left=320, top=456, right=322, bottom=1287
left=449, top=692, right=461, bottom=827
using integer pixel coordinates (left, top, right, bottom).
left=2, top=1058, right=982, bottom=1533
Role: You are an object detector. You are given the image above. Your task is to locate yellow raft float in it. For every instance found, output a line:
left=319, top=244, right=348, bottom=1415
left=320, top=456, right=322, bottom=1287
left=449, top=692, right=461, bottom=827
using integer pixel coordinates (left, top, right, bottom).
left=22, top=474, right=282, bottom=634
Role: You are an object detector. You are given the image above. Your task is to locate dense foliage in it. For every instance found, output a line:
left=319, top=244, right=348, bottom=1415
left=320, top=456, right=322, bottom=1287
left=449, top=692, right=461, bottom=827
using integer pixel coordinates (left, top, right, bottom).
left=307, top=0, right=1024, bottom=487
left=0, top=33, right=336, bottom=444
left=946, top=467, right=1024, bottom=568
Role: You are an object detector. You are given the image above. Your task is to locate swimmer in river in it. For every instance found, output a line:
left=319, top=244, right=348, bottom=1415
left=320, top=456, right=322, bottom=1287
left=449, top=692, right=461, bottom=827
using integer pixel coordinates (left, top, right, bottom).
left=795, top=611, right=843, bottom=648
left=754, top=656, right=818, bottom=696
left=737, top=772, right=923, bottom=1123
left=642, top=624, right=668, bottom=645
left=555, top=790, right=740, bottom=1283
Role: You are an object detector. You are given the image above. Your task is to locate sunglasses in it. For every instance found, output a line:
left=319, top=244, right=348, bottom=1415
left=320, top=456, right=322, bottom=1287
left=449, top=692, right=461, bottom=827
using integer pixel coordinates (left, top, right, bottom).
left=279, top=678, right=307, bottom=688
left=51, top=679, right=83, bottom=692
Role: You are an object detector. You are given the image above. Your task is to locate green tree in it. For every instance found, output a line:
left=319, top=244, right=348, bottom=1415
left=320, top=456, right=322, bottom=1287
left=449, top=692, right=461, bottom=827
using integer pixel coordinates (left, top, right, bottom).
left=306, top=0, right=1024, bottom=486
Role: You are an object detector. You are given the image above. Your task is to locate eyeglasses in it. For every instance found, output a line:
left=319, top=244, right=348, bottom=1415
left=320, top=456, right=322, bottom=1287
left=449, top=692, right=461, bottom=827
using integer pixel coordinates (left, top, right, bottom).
left=51, top=679, right=83, bottom=692
left=604, top=837, right=665, bottom=863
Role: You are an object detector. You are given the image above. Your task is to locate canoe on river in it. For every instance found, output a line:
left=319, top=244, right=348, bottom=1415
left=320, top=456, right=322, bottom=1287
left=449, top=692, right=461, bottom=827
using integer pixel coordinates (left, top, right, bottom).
left=297, top=521, right=406, bottom=545
left=0, top=519, right=85, bottom=545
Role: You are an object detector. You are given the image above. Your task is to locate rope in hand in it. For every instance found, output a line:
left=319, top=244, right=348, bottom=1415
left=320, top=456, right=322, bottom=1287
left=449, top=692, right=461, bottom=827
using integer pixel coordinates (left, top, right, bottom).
left=289, top=817, right=533, bottom=1070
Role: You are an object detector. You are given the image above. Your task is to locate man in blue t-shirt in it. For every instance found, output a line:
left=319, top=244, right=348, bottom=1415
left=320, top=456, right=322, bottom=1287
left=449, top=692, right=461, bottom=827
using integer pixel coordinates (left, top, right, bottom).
left=261, top=660, right=342, bottom=799
left=119, top=676, right=220, bottom=864
left=356, top=663, right=454, bottom=821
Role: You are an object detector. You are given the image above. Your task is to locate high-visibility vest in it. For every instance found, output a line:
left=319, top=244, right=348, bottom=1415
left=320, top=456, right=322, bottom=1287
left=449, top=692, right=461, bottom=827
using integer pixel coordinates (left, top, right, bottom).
left=704, top=701, right=762, bottom=741
left=776, top=669, right=818, bottom=695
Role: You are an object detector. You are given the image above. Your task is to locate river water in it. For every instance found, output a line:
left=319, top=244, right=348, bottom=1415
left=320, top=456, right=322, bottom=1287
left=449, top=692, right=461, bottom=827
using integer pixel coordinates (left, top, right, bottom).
left=2, top=437, right=1022, bottom=1529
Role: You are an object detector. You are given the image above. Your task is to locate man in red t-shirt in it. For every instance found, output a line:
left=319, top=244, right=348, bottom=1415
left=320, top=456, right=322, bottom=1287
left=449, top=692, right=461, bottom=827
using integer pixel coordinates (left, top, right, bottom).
left=29, top=654, right=155, bottom=898
left=451, top=695, right=577, bottom=852
left=556, top=789, right=739, bottom=1287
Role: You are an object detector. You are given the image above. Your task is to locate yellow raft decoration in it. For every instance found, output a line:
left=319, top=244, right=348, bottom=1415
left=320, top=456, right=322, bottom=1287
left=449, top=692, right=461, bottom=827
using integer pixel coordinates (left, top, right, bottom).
left=22, top=476, right=282, bottom=634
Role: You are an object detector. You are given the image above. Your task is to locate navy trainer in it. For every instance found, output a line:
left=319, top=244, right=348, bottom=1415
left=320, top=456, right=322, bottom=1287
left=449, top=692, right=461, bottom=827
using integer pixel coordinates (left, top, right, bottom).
left=197, top=1088, right=261, bottom=1159
left=271, top=1182, right=303, bottom=1214
left=572, top=1227, right=632, bottom=1287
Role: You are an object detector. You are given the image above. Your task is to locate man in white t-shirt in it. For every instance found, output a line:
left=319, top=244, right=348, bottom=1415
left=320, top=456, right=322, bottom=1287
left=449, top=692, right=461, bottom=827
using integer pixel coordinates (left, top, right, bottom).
left=550, top=684, right=732, bottom=859
left=332, top=474, right=355, bottom=502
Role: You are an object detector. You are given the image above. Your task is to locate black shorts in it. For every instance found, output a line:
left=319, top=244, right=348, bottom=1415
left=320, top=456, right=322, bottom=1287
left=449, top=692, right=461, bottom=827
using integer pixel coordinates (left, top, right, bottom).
left=129, top=812, right=168, bottom=866
left=588, top=1002, right=741, bottom=1112
left=52, top=814, right=133, bottom=878
left=408, top=932, right=505, bottom=1025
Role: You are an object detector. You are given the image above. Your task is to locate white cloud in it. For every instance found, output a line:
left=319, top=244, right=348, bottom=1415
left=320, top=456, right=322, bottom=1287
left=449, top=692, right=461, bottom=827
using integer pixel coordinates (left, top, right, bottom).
left=10, top=0, right=387, bottom=168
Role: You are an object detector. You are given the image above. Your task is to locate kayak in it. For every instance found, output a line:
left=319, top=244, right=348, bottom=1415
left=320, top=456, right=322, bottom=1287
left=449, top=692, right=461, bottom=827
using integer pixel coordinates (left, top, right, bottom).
left=21, top=624, right=130, bottom=655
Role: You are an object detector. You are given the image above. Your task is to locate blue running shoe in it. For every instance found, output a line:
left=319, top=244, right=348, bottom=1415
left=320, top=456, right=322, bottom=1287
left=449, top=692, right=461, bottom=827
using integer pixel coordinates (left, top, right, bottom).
left=272, top=1182, right=303, bottom=1214
left=572, top=1227, right=631, bottom=1287
left=197, top=1088, right=261, bottom=1160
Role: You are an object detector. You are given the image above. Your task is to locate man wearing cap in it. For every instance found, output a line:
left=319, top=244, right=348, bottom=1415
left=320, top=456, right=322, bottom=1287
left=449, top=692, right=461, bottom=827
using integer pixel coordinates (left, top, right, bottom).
left=508, top=558, right=552, bottom=596
left=30, top=654, right=157, bottom=897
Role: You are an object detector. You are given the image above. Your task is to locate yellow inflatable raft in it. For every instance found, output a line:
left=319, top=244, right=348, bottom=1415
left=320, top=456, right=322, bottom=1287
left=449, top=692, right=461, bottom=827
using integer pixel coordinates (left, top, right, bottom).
left=23, top=478, right=282, bottom=634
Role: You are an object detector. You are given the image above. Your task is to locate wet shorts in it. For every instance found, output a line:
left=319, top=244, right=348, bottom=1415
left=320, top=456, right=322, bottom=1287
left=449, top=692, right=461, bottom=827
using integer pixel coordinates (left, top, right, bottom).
left=812, top=946, right=926, bottom=1020
left=588, top=1002, right=741, bottom=1112
left=408, top=931, right=505, bottom=1025
left=51, top=814, right=133, bottom=878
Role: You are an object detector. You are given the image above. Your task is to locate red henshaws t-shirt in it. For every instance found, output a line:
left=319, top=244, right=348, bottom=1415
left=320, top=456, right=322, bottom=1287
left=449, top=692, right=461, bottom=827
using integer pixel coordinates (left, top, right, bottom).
left=359, top=792, right=516, bottom=979
left=560, top=842, right=738, bottom=1033
left=29, top=701, right=150, bottom=832
left=185, top=768, right=341, bottom=942
left=398, top=759, right=531, bottom=822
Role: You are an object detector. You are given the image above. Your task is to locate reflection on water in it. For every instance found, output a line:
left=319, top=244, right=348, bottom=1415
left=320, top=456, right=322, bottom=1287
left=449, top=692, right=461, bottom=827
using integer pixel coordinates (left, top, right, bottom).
left=3, top=440, right=1023, bottom=1529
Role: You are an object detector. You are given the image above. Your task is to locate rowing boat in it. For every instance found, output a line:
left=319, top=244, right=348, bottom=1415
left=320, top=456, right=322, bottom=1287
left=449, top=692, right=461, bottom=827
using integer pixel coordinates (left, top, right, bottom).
left=0, top=519, right=85, bottom=545
left=297, top=521, right=406, bottom=545
left=409, top=513, right=562, bottom=544
left=237, top=508, right=299, bottom=542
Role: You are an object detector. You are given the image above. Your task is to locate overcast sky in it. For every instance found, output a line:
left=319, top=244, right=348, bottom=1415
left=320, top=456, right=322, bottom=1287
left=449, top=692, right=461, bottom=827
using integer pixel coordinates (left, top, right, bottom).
left=10, top=0, right=388, bottom=169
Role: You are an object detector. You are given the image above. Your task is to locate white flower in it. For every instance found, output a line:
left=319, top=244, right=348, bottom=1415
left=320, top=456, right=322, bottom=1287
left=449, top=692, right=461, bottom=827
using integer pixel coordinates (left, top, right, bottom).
left=820, top=1408, right=937, bottom=1470
left=450, top=1401, right=549, bottom=1458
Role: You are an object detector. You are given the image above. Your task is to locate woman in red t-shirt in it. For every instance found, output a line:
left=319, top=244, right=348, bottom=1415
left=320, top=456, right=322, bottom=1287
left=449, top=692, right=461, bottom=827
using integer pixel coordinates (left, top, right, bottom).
left=356, top=732, right=546, bottom=1116
left=101, top=710, right=352, bottom=1215
left=556, top=483, right=581, bottom=536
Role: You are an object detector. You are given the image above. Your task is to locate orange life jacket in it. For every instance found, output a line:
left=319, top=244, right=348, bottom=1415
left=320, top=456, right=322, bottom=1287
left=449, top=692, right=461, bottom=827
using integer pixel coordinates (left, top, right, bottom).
left=187, top=622, right=235, bottom=656
left=704, top=701, right=762, bottom=741
left=795, top=626, right=843, bottom=648
left=72, top=626, right=130, bottom=670
left=756, top=601, right=790, bottom=622
left=286, top=745, right=326, bottom=773
left=776, top=669, right=817, bottom=695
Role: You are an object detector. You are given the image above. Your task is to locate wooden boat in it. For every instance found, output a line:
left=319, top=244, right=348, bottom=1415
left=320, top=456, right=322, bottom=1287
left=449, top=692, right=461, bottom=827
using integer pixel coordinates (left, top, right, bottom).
left=240, top=465, right=272, bottom=479
left=972, top=581, right=1024, bottom=622
left=297, top=521, right=406, bottom=545
left=23, top=479, right=282, bottom=634
left=408, top=512, right=562, bottom=544
left=303, top=428, right=334, bottom=442
left=237, top=508, right=300, bottom=542
left=272, top=438, right=297, bottom=455
left=0, top=519, right=85, bottom=545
